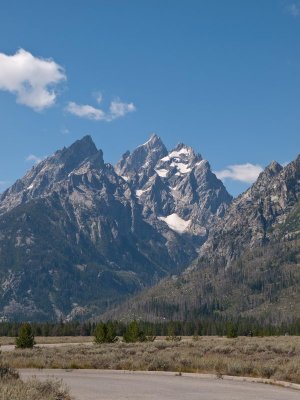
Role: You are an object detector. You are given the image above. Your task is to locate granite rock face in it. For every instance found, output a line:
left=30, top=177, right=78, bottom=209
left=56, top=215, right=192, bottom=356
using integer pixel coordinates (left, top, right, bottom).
left=0, top=135, right=232, bottom=321
left=116, top=135, right=232, bottom=243
left=201, top=156, right=300, bottom=265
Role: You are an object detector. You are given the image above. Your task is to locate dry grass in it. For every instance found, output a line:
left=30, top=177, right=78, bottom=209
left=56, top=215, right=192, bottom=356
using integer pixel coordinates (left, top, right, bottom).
left=1, top=336, right=300, bottom=384
left=0, top=365, right=71, bottom=400
left=0, top=336, right=93, bottom=346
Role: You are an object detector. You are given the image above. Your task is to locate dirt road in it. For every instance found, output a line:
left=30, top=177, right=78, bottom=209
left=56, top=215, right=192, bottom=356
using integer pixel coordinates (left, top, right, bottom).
left=19, top=369, right=300, bottom=400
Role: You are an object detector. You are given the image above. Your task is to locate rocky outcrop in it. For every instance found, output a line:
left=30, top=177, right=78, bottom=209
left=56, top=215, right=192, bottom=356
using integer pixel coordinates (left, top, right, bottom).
left=201, top=156, right=300, bottom=265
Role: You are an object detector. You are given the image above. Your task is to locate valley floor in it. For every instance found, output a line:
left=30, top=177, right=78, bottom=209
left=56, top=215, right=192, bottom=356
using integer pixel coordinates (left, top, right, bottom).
left=0, top=336, right=300, bottom=384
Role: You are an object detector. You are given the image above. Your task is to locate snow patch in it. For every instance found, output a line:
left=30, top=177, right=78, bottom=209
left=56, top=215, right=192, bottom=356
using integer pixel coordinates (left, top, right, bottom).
left=27, top=184, right=34, bottom=190
left=195, top=160, right=205, bottom=167
left=136, top=188, right=150, bottom=197
left=160, top=147, right=191, bottom=162
left=155, top=168, right=168, bottom=178
left=158, top=213, right=191, bottom=233
left=142, top=137, right=153, bottom=146
left=141, top=133, right=157, bottom=147
left=168, top=148, right=191, bottom=158
left=170, top=162, right=191, bottom=174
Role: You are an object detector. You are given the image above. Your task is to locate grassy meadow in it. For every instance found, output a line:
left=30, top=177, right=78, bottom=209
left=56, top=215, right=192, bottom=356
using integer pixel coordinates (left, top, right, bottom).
left=0, top=336, right=93, bottom=346
left=0, top=336, right=300, bottom=384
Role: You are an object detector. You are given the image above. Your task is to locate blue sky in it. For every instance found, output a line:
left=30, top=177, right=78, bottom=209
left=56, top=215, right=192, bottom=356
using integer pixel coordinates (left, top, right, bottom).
left=0, top=0, right=299, bottom=196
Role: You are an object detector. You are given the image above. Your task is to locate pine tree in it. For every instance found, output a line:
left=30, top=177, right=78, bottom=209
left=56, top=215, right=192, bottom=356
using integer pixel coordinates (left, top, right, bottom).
left=226, top=322, right=238, bottom=338
left=166, top=321, right=181, bottom=341
left=94, top=322, right=117, bottom=344
left=15, top=322, right=35, bottom=349
left=123, top=320, right=146, bottom=343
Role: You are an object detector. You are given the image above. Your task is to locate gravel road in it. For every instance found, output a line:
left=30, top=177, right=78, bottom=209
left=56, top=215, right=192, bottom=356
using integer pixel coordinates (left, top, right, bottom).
left=19, top=369, right=300, bottom=400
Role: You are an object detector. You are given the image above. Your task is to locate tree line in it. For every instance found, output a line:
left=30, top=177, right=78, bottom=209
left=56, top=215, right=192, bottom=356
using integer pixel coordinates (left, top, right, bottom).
left=1, top=316, right=300, bottom=339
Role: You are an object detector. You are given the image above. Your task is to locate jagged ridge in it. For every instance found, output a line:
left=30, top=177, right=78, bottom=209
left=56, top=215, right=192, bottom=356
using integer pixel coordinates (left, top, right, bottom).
left=0, top=134, right=231, bottom=321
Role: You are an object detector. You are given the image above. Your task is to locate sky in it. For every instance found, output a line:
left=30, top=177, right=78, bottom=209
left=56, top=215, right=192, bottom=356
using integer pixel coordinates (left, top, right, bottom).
left=0, top=0, right=299, bottom=196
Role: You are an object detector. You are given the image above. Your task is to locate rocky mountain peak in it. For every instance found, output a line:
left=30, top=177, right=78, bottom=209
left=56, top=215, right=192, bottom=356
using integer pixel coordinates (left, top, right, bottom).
left=115, top=134, right=168, bottom=179
left=250, top=160, right=283, bottom=194
left=116, top=137, right=232, bottom=241
left=173, top=142, right=201, bottom=158
left=145, top=133, right=163, bottom=147
left=69, top=134, right=97, bottom=153
left=266, top=160, right=283, bottom=173
left=202, top=153, right=300, bottom=265
left=260, top=160, right=282, bottom=179
left=54, top=135, right=99, bottom=168
left=0, top=134, right=203, bottom=321
left=154, top=142, right=203, bottom=179
left=0, top=135, right=104, bottom=214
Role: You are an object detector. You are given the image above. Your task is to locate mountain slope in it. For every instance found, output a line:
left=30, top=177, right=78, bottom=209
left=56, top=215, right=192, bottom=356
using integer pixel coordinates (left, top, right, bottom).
left=0, top=137, right=196, bottom=321
left=201, top=156, right=300, bottom=264
left=103, top=156, right=300, bottom=324
left=104, top=238, right=300, bottom=324
left=0, top=135, right=232, bottom=321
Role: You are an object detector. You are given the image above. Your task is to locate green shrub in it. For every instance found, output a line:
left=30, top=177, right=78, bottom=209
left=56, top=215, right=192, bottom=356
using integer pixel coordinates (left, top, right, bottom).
left=226, top=322, right=238, bottom=338
left=166, top=322, right=181, bottom=341
left=15, top=323, right=35, bottom=349
left=94, top=322, right=118, bottom=344
left=123, top=320, right=146, bottom=343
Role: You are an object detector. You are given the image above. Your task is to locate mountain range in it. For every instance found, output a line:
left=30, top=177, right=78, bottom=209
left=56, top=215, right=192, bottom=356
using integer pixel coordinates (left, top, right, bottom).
left=0, top=134, right=299, bottom=323
left=105, top=154, right=300, bottom=324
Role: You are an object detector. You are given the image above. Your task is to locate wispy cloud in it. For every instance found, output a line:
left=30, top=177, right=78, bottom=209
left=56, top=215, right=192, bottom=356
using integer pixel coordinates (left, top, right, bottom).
left=61, top=127, right=70, bottom=135
left=66, top=98, right=136, bottom=121
left=26, top=154, right=43, bottom=165
left=286, top=2, right=300, bottom=16
left=94, top=91, right=103, bottom=104
left=215, top=163, right=264, bottom=184
left=109, top=100, right=136, bottom=119
left=0, top=49, right=66, bottom=111
left=66, top=102, right=106, bottom=120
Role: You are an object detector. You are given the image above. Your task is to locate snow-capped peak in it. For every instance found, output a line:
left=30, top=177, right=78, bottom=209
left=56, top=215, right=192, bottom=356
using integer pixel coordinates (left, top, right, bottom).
left=141, top=133, right=161, bottom=147
left=155, top=143, right=202, bottom=178
left=115, top=134, right=168, bottom=178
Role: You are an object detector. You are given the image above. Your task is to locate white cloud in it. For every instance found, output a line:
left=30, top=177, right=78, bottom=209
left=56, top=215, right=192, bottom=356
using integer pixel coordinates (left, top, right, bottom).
left=66, top=98, right=136, bottom=121
left=0, top=49, right=66, bottom=111
left=109, top=100, right=136, bottom=119
left=215, top=163, right=264, bottom=184
left=287, top=3, right=300, bottom=16
left=66, top=102, right=106, bottom=120
left=26, top=154, right=43, bottom=165
left=94, top=91, right=103, bottom=104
